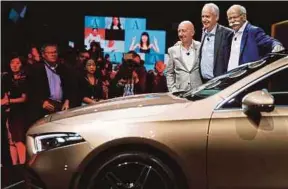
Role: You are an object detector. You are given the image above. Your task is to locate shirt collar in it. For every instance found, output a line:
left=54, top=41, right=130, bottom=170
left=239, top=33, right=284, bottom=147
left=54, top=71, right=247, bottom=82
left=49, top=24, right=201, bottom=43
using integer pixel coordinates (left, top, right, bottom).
left=181, top=40, right=196, bottom=51
left=44, top=60, right=58, bottom=70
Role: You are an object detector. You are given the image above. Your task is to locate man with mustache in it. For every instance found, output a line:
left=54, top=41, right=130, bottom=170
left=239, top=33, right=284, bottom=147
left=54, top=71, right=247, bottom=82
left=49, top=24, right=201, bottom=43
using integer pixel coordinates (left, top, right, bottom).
left=227, top=4, right=285, bottom=71
left=166, top=21, right=202, bottom=93
left=199, top=3, right=234, bottom=82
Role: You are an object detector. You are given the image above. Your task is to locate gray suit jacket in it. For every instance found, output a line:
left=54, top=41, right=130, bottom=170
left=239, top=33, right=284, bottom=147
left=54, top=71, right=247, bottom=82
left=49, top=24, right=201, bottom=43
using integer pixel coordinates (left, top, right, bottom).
left=166, top=40, right=202, bottom=92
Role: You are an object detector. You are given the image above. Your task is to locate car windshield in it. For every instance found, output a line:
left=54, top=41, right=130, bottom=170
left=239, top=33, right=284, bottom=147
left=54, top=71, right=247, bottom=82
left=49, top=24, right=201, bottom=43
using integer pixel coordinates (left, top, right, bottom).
left=174, top=52, right=287, bottom=101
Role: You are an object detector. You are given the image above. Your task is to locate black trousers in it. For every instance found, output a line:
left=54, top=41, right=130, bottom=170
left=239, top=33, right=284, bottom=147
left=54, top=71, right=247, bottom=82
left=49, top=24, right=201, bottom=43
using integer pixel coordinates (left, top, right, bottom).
left=1, top=111, right=12, bottom=166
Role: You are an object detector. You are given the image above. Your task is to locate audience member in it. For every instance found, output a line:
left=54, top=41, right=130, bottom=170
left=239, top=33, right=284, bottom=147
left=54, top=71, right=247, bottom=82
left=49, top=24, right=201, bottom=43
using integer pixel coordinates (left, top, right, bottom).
left=80, top=59, right=103, bottom=104
left=147, top=61, right=168, bottom=93
left=26, top=43, right=77, bottom=125
left=1, top=55, right=27, bottom=165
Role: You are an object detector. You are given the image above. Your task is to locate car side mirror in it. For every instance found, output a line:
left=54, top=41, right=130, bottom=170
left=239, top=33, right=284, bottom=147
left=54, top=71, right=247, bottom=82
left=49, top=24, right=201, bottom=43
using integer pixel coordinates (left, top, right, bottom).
left=242, top=90, right=275, bottom=113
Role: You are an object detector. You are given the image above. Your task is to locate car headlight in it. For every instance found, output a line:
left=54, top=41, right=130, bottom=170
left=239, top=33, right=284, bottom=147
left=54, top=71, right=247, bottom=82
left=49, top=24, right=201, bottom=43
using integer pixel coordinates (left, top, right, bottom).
left=33, top=133, right=85, bottom=153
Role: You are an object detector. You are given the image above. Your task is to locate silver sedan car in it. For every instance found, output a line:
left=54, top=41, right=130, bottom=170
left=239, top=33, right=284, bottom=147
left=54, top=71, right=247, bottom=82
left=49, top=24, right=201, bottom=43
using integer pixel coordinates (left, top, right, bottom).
left=25, top=51, right=288, bottom=189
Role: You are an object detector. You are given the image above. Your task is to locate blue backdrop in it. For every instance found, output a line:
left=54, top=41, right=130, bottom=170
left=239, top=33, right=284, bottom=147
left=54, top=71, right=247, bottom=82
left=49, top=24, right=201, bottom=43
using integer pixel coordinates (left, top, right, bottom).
left=85, top=16, right=106, bottom=28
left=125, top=18, right=146, bottom=30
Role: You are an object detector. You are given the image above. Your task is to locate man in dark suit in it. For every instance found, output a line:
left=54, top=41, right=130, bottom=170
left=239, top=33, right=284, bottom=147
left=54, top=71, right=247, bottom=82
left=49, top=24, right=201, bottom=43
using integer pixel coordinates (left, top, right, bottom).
left=227, top=4, right=285, bottom=71
left=199, top=3, right=234, bottom=82
left=26, top=43, right=77, bottom=126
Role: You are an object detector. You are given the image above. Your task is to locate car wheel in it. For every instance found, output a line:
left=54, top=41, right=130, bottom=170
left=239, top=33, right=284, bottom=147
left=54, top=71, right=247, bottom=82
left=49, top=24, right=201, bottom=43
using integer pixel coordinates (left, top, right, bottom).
left=85, top=151, right=180, bottom=189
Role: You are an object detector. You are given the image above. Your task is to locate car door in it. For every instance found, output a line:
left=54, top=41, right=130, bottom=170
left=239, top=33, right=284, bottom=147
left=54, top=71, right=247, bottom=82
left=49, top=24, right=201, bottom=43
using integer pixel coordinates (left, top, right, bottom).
left=207, top=66, right=288, bottom=189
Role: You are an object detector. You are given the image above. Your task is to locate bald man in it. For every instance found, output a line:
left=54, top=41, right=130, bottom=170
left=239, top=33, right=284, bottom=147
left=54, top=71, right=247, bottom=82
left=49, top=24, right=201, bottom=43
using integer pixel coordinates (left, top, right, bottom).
left=227, top=4, right=284, bottom=71
left=166, top=21, right=202, bottom=93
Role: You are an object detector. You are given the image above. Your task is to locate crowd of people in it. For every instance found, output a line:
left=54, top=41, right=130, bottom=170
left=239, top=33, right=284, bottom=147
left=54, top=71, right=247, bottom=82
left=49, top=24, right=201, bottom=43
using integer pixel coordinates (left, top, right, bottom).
left=1, top=41, right=168, bottom=166
left=1, top=3, right=285, bottom=167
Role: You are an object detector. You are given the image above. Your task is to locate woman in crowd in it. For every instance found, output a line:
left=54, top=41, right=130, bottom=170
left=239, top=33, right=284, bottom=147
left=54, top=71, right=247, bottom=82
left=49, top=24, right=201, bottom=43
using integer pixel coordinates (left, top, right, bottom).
left=80, top=59, right=103, bottom=104
left=1, top=55, right=27, bottom=165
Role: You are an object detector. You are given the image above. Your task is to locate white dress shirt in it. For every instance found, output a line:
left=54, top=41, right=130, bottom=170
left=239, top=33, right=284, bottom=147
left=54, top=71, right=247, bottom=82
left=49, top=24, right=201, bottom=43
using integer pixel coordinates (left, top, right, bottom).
left=201, top=24, right=217, bottom=79
left=181, top=42, right=196, bottom=71
left=227, top=21, right=248, bottom=71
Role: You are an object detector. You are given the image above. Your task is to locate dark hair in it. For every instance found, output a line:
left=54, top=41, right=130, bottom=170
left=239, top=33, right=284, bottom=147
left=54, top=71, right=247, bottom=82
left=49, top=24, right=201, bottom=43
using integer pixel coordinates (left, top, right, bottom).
left=84, top=58, right=96, bottom=67
left=90, top=41, right=102, bottom=49
left=127, top=50, right=138, bottom=58
left=110, top=16, right=122, bottom=30
left=92, top=28, right=98, bottom=32
left=8, top=53, right=26, bottom=73
left=78, top=48, right=89, bottom=55
left=140, top=32, right=150, bottom=47
left=104, top=54, right=110, bottom=59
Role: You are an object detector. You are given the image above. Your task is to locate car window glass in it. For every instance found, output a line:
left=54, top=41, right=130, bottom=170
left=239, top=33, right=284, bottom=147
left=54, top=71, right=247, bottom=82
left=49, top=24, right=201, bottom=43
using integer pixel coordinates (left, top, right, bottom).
left=221, top=67, right=288, bottom=109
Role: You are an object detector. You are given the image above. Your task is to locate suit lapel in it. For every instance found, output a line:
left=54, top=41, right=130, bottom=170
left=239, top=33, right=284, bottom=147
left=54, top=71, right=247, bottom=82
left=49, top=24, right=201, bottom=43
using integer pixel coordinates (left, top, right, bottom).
left=214, top=25, right=221, bottom=66
left=188, top=41, right=198, bottom=72
left=193, top=41, right=199, bottom=70
left=178, top=46, right=190, bottom=71
left=239, top=23, right=250, bottom=63
left=40, top=63, right=51, bottom=97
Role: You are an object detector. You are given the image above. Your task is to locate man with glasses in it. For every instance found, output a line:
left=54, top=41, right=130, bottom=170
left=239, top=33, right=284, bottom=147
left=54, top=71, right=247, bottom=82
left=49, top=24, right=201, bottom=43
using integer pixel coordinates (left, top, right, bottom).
left=26, top=43, right=77, bottom=126
left=199, top=3, right=234, bottom=83
left=227, top=4, right=285, bottom=71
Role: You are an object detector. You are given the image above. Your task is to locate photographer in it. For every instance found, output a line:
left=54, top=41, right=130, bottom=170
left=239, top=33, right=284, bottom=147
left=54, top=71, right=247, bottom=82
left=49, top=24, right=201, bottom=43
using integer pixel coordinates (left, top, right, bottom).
left=128, top=51, right=147, bottom=94
left=109, top=52, right=140, bottom=98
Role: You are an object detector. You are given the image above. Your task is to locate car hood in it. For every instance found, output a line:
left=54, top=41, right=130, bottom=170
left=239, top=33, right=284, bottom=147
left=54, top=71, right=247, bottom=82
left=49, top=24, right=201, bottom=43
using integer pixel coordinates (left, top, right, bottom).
left=37, top=93, right=188, bottom=124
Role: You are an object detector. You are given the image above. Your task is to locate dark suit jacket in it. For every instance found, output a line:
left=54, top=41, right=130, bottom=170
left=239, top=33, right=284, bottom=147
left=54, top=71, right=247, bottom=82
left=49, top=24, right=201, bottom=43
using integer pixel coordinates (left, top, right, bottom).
left=26, top=61, right=77, bottom=125
left=199, top=24, right=234, bottom=79
left=239, top=23, right=282, bottom=65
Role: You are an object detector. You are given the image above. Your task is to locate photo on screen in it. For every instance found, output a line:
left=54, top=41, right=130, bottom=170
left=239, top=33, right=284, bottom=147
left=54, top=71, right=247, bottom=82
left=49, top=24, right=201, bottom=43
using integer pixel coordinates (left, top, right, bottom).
left=125, top=30, right=166, bottom=54
left=104, top=52, right=123, bottom=64
left=105, top=17, right=125, bottom=30
left=125, top=18, right=146, bottom=30
left=84, top=28, right=106, bottom=50
left=144, top=54, right=165, bottom=71
left=103, top=40, right=125, bottom=52
left=85, top=16, right=106, bottom=28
